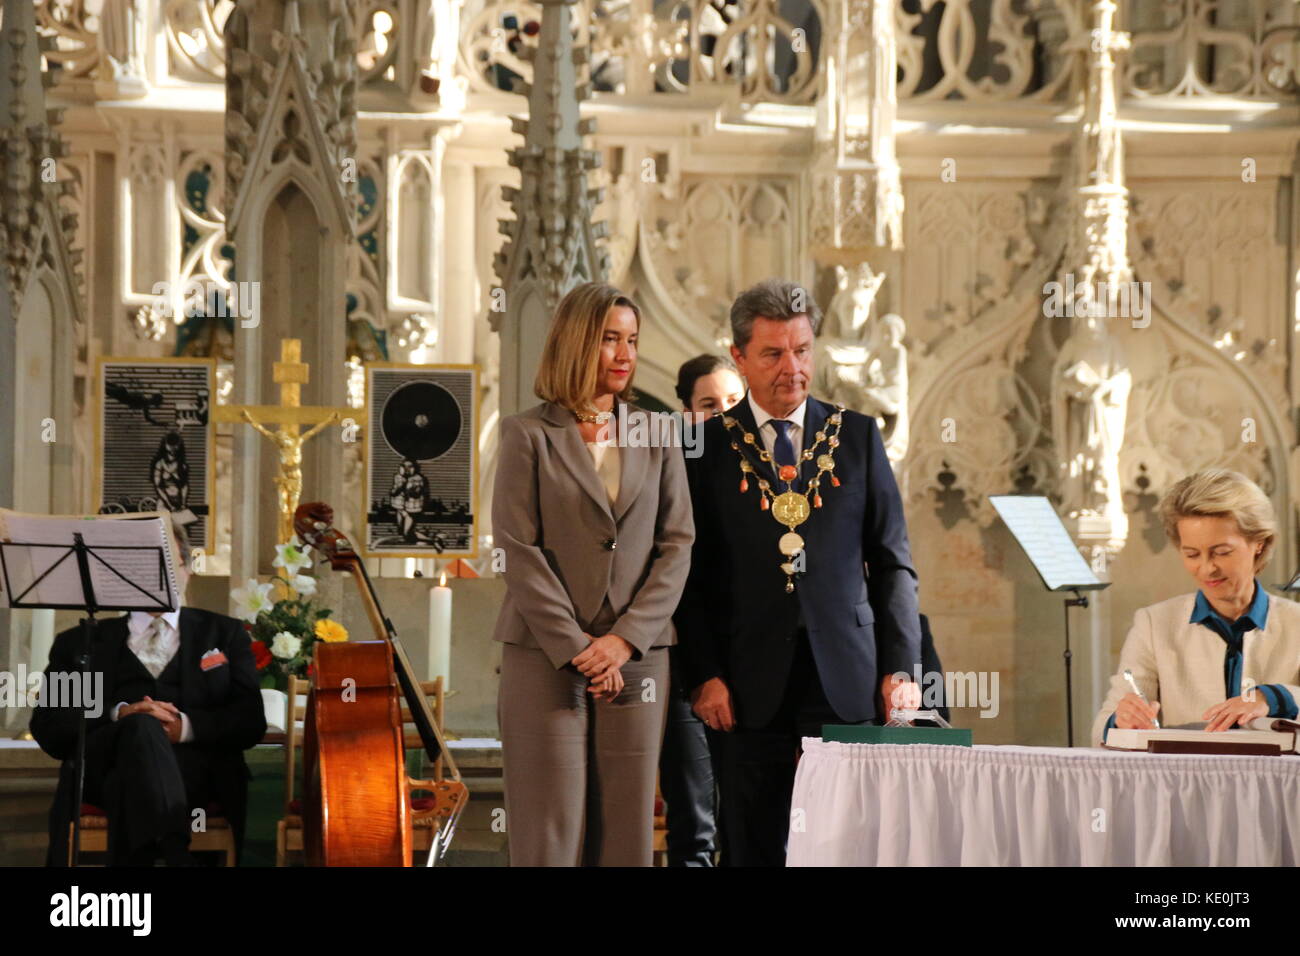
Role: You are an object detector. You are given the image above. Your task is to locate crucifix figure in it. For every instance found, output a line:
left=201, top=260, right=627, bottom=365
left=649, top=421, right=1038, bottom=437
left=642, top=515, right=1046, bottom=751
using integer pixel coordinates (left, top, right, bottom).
left=241, top=410, right=337, bottom=545
left=215, top=339, right=357, bottom=544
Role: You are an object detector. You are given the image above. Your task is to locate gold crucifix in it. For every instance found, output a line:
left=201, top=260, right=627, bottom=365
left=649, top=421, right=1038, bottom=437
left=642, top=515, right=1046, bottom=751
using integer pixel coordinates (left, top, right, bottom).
left=214, top=339, right=363, bottom=544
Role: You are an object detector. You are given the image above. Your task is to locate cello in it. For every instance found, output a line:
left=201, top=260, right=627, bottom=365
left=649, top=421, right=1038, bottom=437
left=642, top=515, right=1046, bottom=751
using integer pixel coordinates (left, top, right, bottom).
left=293, top=502, right=468, bottom=866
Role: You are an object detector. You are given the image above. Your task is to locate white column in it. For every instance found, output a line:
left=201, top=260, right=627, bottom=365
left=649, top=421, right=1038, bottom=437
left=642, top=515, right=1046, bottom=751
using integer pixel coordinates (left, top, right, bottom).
left=440, top=159, right=477, bottom=365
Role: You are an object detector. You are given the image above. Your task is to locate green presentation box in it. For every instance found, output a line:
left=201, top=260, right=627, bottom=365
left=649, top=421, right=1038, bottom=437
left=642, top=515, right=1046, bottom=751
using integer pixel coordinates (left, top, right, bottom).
left=821, top=724, right=972, bottom=747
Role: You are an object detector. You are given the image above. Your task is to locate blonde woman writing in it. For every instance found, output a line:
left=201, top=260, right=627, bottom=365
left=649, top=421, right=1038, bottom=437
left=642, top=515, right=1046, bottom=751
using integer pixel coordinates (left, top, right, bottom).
left=1092, top=469, right=1300, bottom=745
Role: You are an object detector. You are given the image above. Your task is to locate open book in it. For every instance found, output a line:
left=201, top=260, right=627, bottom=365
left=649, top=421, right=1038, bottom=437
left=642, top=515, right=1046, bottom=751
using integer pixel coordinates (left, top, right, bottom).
left=1105, top=718, right=1298, bottom=754
left=0, top=509, right=180, bottom=612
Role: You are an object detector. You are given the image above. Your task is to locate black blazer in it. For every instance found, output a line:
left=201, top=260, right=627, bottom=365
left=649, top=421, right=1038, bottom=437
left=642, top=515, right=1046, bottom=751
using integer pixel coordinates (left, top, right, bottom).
left=676, top=394, right=922, bottom=727
left=30, top=607, right=266, bottom=865
left=919, top=613, right=951, bottom=725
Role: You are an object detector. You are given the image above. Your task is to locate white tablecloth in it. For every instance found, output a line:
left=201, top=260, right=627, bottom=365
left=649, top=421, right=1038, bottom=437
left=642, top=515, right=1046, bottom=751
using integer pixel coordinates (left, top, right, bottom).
left=787, top=740, right=1300, bottom=866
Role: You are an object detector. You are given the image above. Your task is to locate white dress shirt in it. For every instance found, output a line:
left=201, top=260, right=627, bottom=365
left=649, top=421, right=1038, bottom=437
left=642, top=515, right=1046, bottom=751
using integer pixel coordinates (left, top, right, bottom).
left=747, top=391, right=808, bottom=465
left=111, top=609, right=193, bottom=742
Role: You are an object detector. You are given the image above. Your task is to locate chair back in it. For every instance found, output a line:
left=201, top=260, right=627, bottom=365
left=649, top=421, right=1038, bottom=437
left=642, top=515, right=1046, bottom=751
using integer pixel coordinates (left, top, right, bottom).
left=282, top=675, right=310, bottom=813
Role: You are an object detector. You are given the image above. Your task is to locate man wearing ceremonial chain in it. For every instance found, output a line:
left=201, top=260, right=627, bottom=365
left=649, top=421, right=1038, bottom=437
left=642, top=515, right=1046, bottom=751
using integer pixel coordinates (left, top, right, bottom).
left=675, top=279, right=923, bottom=866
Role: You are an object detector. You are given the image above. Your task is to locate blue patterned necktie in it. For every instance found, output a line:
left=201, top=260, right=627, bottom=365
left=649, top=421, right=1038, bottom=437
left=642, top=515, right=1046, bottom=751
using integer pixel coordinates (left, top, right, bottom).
left=770, top=419, right=797, bottom=485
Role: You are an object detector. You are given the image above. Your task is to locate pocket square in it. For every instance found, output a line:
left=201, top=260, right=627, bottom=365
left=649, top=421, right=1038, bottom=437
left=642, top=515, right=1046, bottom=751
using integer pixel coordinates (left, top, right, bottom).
left=200, top=649, right=228, bottom=671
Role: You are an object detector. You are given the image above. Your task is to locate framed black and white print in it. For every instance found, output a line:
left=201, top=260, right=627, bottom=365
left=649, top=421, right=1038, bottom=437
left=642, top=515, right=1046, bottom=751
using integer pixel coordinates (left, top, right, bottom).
left=95, top=357, right=216, bottom=554
left=364, top=363, right=479, bottom=558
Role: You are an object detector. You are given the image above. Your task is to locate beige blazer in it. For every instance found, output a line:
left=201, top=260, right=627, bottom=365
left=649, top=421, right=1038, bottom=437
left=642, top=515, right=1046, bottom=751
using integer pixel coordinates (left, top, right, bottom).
left=1091, top=590, right=1300, bottom=746
left=491, top=401, right=695, bottom=669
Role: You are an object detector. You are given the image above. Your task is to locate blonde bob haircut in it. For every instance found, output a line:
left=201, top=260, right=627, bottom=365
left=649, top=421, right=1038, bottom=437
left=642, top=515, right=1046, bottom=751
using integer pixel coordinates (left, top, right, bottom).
left=534, top=281, right=641, bottom=411
left=1159, top=468, right=1277, bottom=570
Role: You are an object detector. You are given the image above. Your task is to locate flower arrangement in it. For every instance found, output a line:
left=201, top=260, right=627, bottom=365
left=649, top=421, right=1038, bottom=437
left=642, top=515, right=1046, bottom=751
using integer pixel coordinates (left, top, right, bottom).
left=231, top=541, right=348, bottom=690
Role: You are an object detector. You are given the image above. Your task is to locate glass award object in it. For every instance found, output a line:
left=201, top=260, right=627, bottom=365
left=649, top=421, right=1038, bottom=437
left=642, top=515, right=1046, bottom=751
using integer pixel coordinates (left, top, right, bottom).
left=885, top=708, right=953, bottom=729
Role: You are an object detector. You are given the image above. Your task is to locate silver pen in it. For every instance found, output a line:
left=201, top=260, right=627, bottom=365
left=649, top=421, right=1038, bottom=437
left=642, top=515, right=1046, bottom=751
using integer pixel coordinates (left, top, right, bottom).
left=1123, top=668, right=1161, bottom=729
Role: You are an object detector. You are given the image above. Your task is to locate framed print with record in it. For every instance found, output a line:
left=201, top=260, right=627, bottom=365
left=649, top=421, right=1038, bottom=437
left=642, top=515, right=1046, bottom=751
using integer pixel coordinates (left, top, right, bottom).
left=364, top=364, right=479, bottom=558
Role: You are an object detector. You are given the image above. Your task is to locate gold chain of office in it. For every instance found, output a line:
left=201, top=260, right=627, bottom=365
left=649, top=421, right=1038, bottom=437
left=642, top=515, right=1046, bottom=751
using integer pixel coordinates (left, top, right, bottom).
left=721, top=404, right=847, bottom=593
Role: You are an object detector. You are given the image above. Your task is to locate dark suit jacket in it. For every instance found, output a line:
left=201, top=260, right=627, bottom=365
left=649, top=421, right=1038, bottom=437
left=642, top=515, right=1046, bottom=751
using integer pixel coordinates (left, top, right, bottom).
left=30, top=607, right=266, bottom=865
left=676, top=394, right=921, bottom=727
left=919, top=613, right=950, bottom=725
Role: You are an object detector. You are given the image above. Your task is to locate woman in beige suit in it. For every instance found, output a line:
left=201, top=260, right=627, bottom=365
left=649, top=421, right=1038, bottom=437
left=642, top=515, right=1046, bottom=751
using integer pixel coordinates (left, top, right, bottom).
left=1092, top=468, right=1300, bottom=746
left=492, top=282, right=695, bottom=865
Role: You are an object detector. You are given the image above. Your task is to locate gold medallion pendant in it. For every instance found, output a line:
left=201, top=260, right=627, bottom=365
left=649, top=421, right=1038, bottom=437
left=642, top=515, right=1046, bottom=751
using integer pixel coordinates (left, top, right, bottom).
left=772, top=492, right=810, bottom=528
left=722, top=404, right=847, bottom=593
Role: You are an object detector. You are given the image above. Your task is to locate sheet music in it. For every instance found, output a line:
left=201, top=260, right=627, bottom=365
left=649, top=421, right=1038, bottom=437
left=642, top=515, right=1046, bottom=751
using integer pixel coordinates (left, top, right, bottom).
left=988, top=496, right=1103, bottom=592
left=0, top=510, right=178, bottom=611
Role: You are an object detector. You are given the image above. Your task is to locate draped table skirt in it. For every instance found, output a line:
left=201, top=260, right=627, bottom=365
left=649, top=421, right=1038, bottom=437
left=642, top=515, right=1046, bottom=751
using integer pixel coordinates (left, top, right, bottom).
left=786, top=741, right=1300, bottom=866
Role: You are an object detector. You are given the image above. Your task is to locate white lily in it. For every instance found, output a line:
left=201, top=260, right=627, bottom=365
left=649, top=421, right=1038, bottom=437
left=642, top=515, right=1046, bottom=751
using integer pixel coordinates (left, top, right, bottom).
left=273, top=541, right=312, bottom=576
left=230, top=579, right=275, bottom=623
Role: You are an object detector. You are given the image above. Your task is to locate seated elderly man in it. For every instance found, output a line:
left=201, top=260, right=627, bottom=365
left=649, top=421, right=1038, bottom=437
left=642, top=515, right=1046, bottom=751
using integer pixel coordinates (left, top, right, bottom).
left=1092, top=468, right=1300, bottom=746
left=30, top=521, right=266, bottom=866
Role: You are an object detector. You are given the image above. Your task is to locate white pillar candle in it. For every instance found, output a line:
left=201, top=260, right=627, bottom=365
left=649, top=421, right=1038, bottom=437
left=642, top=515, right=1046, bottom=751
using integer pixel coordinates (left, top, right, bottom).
left=29, top=608, right=55, bottom=676
left=428, top=572, right=452, bottom=689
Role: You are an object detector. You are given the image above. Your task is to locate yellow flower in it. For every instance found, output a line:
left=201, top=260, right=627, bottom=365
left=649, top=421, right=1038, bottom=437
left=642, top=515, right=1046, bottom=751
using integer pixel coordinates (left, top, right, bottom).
left=314, top=619, right=348, bottom=643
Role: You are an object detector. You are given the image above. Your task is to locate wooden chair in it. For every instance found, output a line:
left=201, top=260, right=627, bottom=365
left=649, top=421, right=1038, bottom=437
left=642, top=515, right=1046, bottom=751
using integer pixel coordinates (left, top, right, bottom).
left=274, top=675, right=310, bottom=867
left=276, top=675, right=450, bottom=865
left=71, top=805, right=237, bottom=867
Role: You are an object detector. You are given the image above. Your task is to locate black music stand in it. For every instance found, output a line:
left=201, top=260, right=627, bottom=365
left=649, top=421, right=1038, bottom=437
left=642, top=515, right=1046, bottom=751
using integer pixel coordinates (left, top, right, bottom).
left=0, top=526, right=174, bottom=865
left=989, top=496, right=1110, bottom=747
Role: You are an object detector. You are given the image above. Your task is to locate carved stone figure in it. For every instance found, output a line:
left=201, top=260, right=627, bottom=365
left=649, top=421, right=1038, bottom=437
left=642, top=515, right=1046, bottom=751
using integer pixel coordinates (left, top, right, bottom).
left=817, top=263, right=879, bottom=408
left=817, top=263, right=908, bottom=463
left=97, top=0, right=146, bottom=94
left=1052, top=313, right=1131, bottom=536
left=99, top=0, right=133, bottom=67
left=861, top=313, right=909, bottom=464
left=823, top=262, right=884, bottom=340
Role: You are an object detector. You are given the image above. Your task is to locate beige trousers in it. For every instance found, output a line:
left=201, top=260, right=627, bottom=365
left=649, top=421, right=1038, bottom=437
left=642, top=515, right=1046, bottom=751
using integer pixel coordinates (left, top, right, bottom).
left=499, top=641, right=670, bottom=866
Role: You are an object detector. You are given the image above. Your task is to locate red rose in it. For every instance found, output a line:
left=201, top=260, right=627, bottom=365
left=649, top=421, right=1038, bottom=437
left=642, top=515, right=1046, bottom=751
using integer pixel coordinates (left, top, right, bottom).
left=250, top=640, right=272, bottom=670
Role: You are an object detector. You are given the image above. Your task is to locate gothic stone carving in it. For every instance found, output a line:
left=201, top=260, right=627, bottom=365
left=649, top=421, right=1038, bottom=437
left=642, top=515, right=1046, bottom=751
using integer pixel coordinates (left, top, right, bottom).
left=223, top=0, right=358, bottom=235
left=1, top=0, right=84, bottom=318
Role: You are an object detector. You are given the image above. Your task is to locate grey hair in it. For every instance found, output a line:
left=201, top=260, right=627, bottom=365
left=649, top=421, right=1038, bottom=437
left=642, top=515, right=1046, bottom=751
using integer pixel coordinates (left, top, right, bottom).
left=164, top=513, right=192, bottom=571
left=730, top=279, right=822, bottom=351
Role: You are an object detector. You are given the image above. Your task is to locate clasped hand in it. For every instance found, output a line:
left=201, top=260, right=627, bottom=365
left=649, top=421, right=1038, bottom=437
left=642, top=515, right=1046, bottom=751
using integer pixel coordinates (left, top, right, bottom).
left=572, top=634, right=634, bottom=702
left=120, top=695, right=183, bottom=742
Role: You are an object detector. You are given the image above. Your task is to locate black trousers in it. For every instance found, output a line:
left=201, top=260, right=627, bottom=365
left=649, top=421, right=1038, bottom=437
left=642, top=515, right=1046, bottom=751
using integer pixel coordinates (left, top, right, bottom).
left=657, top=684, right=723, bottom=866
left=719, top=629, right=868, bottom=867
left=84, top=713, right=214, bottom=865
